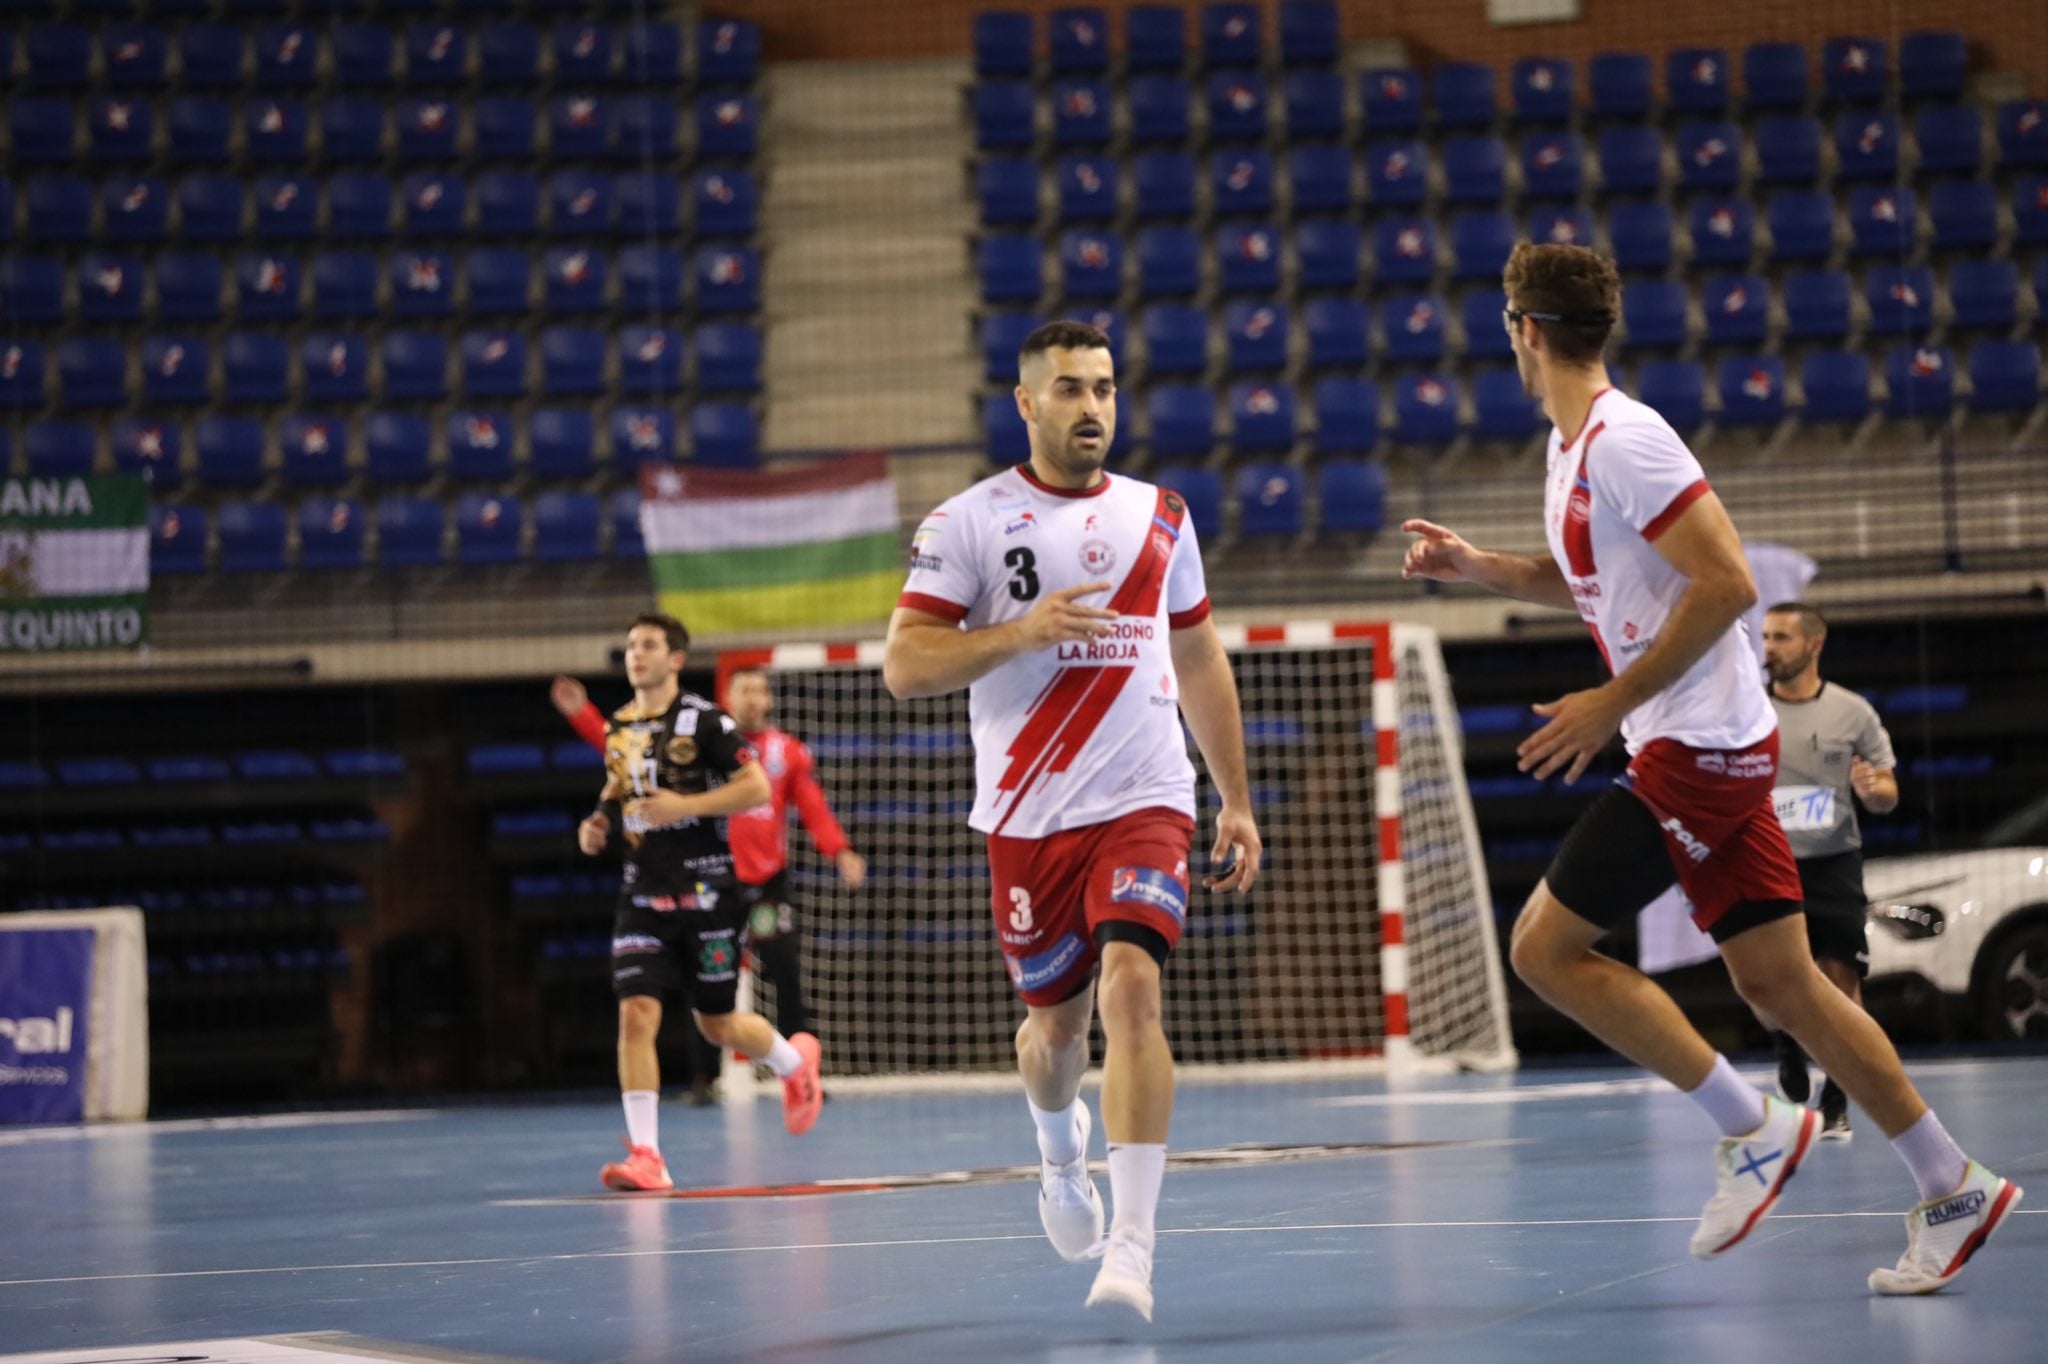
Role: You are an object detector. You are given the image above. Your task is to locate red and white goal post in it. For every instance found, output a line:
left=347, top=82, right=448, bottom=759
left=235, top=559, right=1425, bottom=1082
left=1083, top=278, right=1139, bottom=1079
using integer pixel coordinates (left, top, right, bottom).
left=714, top=620, right=1515, bottom=1090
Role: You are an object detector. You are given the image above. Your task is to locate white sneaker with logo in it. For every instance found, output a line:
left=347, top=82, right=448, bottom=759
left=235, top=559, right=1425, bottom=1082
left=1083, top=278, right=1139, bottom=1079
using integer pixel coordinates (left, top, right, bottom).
left=1869, top=1162, right=2024, bottom=1295
left=1689, top=1095, right=1821, bottom=1259
left=1037, top=1103, right=1105, bottom=1262
left=1084, top=1230, right=1155, bottom=1322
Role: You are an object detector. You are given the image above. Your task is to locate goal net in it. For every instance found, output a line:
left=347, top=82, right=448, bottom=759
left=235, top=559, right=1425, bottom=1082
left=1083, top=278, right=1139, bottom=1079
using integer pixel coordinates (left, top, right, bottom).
left=719, top=620, right=1514, bottom=1085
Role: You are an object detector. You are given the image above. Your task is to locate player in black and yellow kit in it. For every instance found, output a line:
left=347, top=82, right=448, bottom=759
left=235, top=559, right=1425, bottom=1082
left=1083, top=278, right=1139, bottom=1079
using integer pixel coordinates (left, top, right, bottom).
left=579, top=612, right=823, bottom=1191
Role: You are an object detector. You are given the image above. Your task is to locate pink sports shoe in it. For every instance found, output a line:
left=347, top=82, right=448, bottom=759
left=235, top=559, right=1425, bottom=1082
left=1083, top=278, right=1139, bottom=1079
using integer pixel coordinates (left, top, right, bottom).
left=782, top=1033, right=823, bottom=1135
left=600, top=1142, right=673, bottom=1192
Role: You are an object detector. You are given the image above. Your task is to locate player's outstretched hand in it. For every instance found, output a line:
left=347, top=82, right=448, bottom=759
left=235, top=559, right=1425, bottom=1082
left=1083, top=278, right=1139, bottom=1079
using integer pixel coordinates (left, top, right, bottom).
left=1204, top=803, right=1263, bottom=895
left=1518, top=686, right=1628, bottom=784
left=1016, top=581, right=1117, bottom=650
left=1400, top=519, right=1479, bottom=583
left=836, top=848, right=868, bottom=889
left=577, top=812, right=610, bottom=855
left=550, top=675, right=589, bottom=718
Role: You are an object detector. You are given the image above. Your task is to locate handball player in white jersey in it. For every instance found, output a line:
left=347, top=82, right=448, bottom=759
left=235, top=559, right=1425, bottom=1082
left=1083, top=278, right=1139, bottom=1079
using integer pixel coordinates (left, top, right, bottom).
left=1401, top=243, right=2018, bottom=1294
left=884, top=320, right=1263, bottom=1322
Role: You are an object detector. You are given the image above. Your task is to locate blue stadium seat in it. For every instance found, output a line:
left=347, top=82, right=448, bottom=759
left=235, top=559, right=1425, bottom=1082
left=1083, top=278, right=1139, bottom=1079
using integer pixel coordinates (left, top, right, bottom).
left=619, top=325, right=683, bottom=396
left=552, top=21, right=612, bottom=83
left=691, top=168, right=757, bottom=239
left=112, top=418, right=182, bottom=484
left=1304, top=297, right=1369, bottom=368
left=1997, top=100, right=2048, bottom=169
left=454, top=492, right=523, bottom=565
left=195, top=416, right=265, bottom=485
left=1206, top=72, right=1268, bottom=143
left=1392, top=373, right=1460, bottom=446
left=1143, top=304, right=1209, bottom=376
left=531, top=409, right=596, bottom=479
left=244, top=178, right=316, bottom=246
left=1588, top=52, right=1652, bottom=121
left=1461, top=288, right=1512, bottom=360
left=101, top=176, right=169, bottom=243
left=25, top=422, right=95, bottom=478
left=696, top=245, right=761, bottom=313
left=543, top=246, right=607, bottom=314
left=621, top=246, right=684, bottom=314
left=383, top=330, right=450, bottom=400
left=1361, top=68, right=1422, bottom=133
left=617, top=175, right=682, bottom=239
left=320, top=99, right=386, bottom=163
left=1060, top=229, right=1123, bottom=299
left=1136, top=227, right=1200, bottom=296
left=1520, top=133, right=1583, bottom=200
left=624, top=21, right=683, bottom=83
left=406, top=22, right=469, bottom=85
left=1126, top=5, right=1186, bottom=72
left=1296, top=220, right=1360, bottom=292
left=972, top=10, right=1031, bottom=79
left=1365, top=139, right=1427, bottom=208
left=983, top=391, right=1029, bottom=463
left=89, top=97, right=155, bottom=162
left=151, top=503, right=208, bottom=575
left=1311, top=378, right=1377, bottom=455
left=1317, top=457, right=1384, bottom=531
left=1202, top=3, right=1261, bottom=69
left=1, top=256, right=64, bottom=323
left=452, top=249, right=520, bottom=316
left=236, top=252, right=303, bottom=320
left=1717, top=355, right=1787, bottom=425
left=102, top=24, right=169, bottom=89
left=1849, top=185, right=1916, bottom=257
left=1915, top=106, right=1982, bottom=178
left=475, top=97, right=536, bottom=160
left=1676, top=121, right=1741, bottom=192
left=1900, top=31, right=1966, bottom=102
left=1596, top=125, right=1662, bottom=196
left=328, top=174, right=393, bottom=240
left=1287, top=145, right=1353, bottom=216
left=10, top=99, right=76, bottom=165
left=610, top=406, right=675, bottom=465
left=1210, top=151, right=1275, bottom=217
left=980, top=313, right=1040, bottom=383
left=687, top=93, right=748, bottom=161
left=974, top=81, right=1035, bottom=152
left=1622, top=278, right=1689, bottom=350
left=1050, top=7, right=1110, bottom=75
left=1688, top=198, right=1755, bottom=266
left=0, top=339, right=45, bottom=409
left=1234, top=461, right=1302, bottom=534
left=376, top=495, right=444, bottom=567
left=1229, top=386, right=1295, bottom=455
left=1701, top=275, right=1768, bottom=346
left=298, top=497, right=366, bottom=570
left=1284, top=71, right=1345, bottom=140
left=1799, top=350, right=1871, bottom=423
left=217, top=500, right=287, bottom=572
left=141, top=335, right=210, bottom=404
left=691, top=404, right=760, bottom=468
left=1471, top=368, right=1539, bottom=441
left=1433, top=62, right=1496, bottom=130
left=179, top=24, right=244, bottom=86
left=1148, top=385, right=1215, bottom=457
left=1223, top=299, right=1288, bottom=372
left=1884, top=344, right=1955, bottom=419
left=25, top=177, right=92, bottom=243
left=1635, top=360, right=1705, bottom=432
left=1371, top=217, right=1438, bottom=285
left=1766, top=191, right=1835, bottom=262
left=2016, top=178, right=2048, bottom=248
left=1277, top=0, right=1336, bottom=66
left=609, top=487, right=645, bottom=557
left=1511, top=57, right=1574, bottom=125
left=1782, top=269, right=1851, bottom=341
left=334, top=23, right=396, bottom=85
left=1381, top=294, right=1447, bottom=364
left=1609, top=201, right=1674, bottom=272
left=394, top=97, right=458, bottom=161
left=148, top=98, right=212, bottom=161
left=1130, top=152, right=1194, bottom=221
left=1866, top=264, right=1935, bottom=335
left=1822, top=36, right=1888, bottom=105
left=242, top=97, right=307, bottom=163
left=1835, top=112, right=1900, bottom=181
left=547, top=170, right=613, bottom=237
left=348, top=250, right=423, bottom=319
left=550, top=94, right=613, bottom=159
left=460, top=329, right=529, bottom=399
left=447, top=411, right=514, bottom=481
left=1949, top=260, right=2018, bottom=332
left=253, top=23, right=316, bottom=87
left=1756, top=116, right=1822, bottom=185
left=1215, top=224, right=1280, bottom=295
left=1451, top=211, right=1516, bottom=281
left=58, top=338, right=127, bottom=407
left=479, top=22, right=540, bottom=84
left=1528, top=206, right=1594, bottom=250
left=281, top=415, right=348, bottom=485
left=365, top=412, right=433, bottom=484
left=25, top=23, right=90, bottom=88
left=533, top=491, right=602, bottom=563
left=980, top=234, right=1039, bottom=305
left=1667, top=48, right=1731, bottom=114
left=1129, top=75, right=1191, bottom=146
left=1742, top=43, right=1808, bottom=112
left=1443, top=136, right=1506, bottom=203
left=302, top=333, right=370, bottom=403
left=980, top=158, right=1038, bottom=226
left=1968, top=341, right=2041, bottom=413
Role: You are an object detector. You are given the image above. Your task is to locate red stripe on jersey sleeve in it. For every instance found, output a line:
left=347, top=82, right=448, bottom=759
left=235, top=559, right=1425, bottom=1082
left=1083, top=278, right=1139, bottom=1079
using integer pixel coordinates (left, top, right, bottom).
left=896, top=591, right=968, bottom=623
left=1642, top=479, right=1711, bottom=542
left=1168, top=598, right=1212, bottom=630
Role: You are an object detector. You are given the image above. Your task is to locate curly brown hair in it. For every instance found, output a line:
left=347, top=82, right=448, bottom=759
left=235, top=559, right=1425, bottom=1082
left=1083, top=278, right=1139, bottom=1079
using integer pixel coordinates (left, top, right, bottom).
left=1502, top=242, right=1621, bottom=366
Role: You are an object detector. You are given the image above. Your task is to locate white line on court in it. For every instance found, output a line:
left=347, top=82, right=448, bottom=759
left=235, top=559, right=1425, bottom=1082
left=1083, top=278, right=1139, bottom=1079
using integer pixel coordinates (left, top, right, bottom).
left=0, top=1111, right=438, bottom=1147
left=1314, top=1060, right=2012, bottom=1107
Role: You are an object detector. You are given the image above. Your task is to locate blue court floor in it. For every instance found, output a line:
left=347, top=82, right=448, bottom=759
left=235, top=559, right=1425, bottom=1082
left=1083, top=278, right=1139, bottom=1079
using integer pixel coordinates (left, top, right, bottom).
left=1, top=1057, right=2042, bottom=1364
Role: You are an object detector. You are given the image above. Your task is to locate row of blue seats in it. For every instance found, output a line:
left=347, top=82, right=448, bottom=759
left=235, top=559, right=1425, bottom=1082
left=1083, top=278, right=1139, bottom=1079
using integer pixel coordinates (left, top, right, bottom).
left=468, top=740, right=597, bottom=773
left=4, top=90, right=760, bottom=164
left=977, top=22, right=1970, bottom=120
left=148, top=489, right=650, bottom=570
left=13, top=882, right=368, bottom=914
left=979, top=121, right=2032, bottom=228
left=983, top=344, right=2045, bottom=459
left=1, top=249, right=771, bottom=331
left=1, top=18, right=758, bottom=89
left=0, top=168, right=758, bottom=242
left=0, top=321, right=762, bottom=410
left=975, top=3, right=1337, bottom=77
left=0, top=819, right=388, bottom=850
left=0, top=749, right=402, bottom=788
left=3, top=405, right=759, bottom=485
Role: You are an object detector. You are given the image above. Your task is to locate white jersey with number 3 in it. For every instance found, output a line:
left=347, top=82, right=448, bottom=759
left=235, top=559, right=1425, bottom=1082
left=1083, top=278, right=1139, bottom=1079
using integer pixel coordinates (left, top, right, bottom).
left=1541, top=387, right=1775, bottom=754
left=899, top=465, right=1211, bottom=838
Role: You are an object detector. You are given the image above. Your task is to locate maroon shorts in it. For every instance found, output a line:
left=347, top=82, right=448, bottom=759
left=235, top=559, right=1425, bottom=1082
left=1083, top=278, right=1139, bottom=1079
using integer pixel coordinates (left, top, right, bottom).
left=985, top=807, right=1195, bottom=1007
left=1623, top=733, right=1804, bottom=932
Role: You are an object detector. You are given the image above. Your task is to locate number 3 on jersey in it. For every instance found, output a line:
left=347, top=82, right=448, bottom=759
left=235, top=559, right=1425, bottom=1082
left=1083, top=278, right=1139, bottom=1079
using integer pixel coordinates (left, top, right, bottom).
left=1007, top=886, right=1034, bottom=932
left=1004, top=547, right=1039, bottom=602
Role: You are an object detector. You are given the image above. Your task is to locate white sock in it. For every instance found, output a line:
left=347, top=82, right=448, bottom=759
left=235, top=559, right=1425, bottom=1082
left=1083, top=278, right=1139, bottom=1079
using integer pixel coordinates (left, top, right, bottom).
left=1106, top=1142, right=1166, bottom=1244
left=761, top=1034, right=803, bottom=1078
left=1028, top=1097, right=1085, bottom=1165
left=1891, top=1109, right=1970, bottom=1202
left=622, top=1090, right=659, bottom=1153
left=1686, top=1055, right=1768, bottom=1137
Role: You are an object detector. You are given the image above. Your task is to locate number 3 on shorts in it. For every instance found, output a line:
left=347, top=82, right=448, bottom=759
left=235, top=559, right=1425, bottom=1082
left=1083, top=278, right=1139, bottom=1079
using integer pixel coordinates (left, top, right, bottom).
left=1008, top=886, right=1034, bottom=933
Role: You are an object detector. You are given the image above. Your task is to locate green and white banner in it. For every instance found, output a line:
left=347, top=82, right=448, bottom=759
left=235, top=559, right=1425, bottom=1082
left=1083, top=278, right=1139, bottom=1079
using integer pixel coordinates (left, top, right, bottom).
left=0, top=477, right=150, bottom=653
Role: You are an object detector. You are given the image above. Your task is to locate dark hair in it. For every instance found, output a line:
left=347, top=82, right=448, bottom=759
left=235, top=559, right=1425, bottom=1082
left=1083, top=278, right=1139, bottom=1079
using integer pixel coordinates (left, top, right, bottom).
left=1502, top=242, right=1621, bottom=365
left=1019, top=319, right=1112, bottom=371
left=1766, top=601, right=1827, bottom=637
left=726, top=664, right=769, bottom=685
left=631, top=611, right=690, bottom=653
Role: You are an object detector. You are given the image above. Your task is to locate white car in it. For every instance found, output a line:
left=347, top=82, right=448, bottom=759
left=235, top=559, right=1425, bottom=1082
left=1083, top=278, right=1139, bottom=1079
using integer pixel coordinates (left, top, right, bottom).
left=1863, top=794, right=2048, bottom=1042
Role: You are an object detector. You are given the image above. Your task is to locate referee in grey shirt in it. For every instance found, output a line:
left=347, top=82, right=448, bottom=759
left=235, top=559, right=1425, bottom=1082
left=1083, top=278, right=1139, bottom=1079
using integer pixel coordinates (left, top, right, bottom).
left=1761, top=602, right=1900, bottom=1140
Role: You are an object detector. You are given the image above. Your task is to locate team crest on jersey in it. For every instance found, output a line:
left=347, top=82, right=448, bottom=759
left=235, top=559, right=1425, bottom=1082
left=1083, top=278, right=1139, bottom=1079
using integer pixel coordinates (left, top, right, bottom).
left=666, top=735, right=698, bottom=765
left=1079, top=539, right=1117, bottom=574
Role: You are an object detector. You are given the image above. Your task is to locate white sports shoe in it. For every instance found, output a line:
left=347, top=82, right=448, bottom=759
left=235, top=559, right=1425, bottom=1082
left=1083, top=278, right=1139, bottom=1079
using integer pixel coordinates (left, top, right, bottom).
left=1084, top=1231, right=1155, bottom=1322
left=1868, top=1162, right=2024, bottom=1296
left=1689, top=1094, right=1821, bottom=1259
left=1037, top=1103, right=1104, bottom=1262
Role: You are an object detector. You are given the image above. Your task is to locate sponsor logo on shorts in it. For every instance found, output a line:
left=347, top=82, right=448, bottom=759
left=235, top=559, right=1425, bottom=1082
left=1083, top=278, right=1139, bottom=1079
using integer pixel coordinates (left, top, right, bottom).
left=1007, top=933, right=1087, bottom=991
left=1111, top=866, right=1188, bottom=923
left=1926, top=1189, right=1985, bottom=1226
left=1696, top=750, right=1775, bottom=779
left=1661, top=816, right=1712, bottom=863
left=613, top=933, right=663, bottom=956
left=698, top=931, right=740, bottom=982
